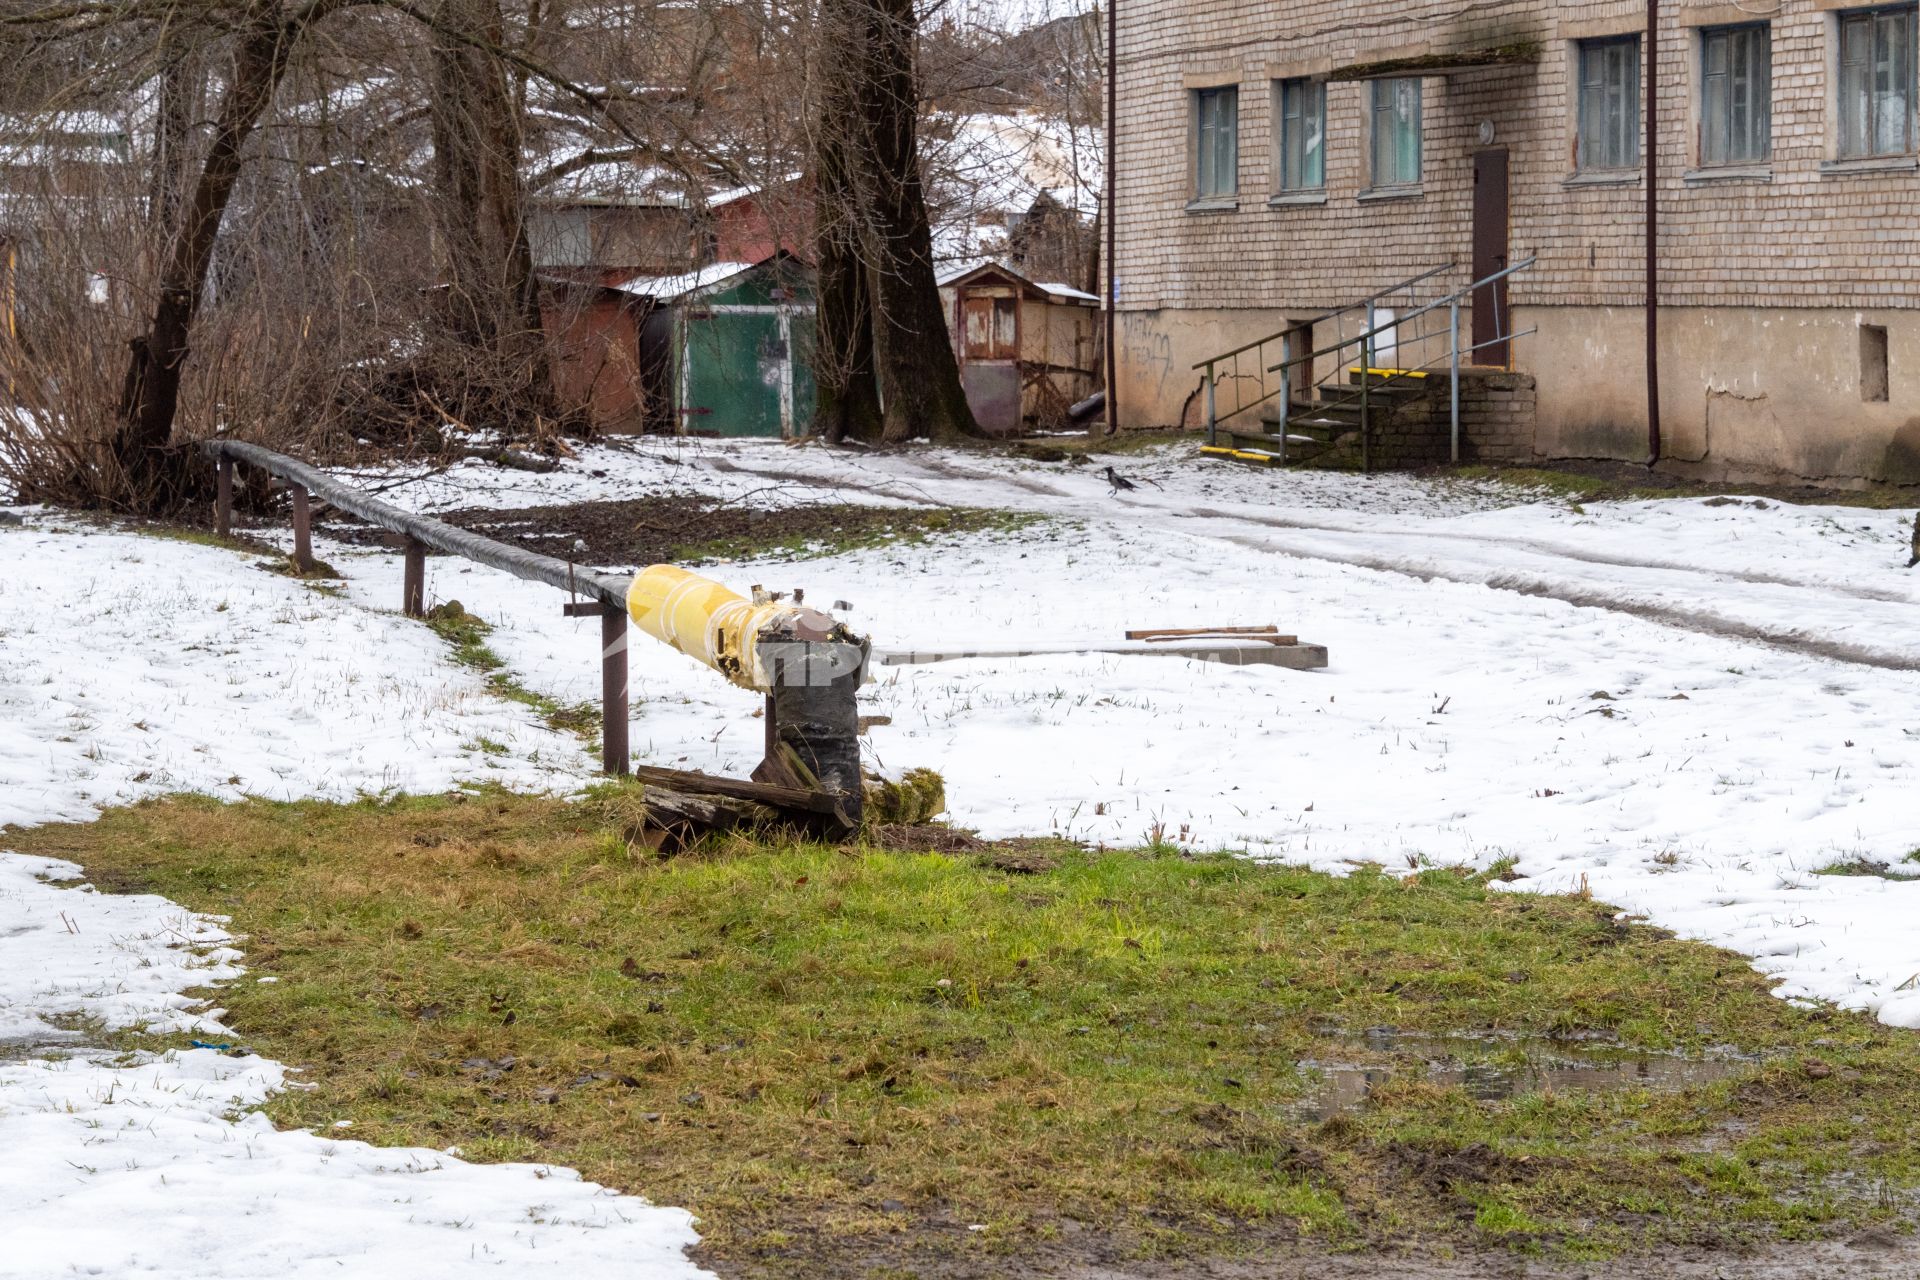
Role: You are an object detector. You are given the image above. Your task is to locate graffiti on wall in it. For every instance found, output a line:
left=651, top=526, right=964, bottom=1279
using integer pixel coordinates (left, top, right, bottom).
left=1119, top=312, right=1174, bottom=397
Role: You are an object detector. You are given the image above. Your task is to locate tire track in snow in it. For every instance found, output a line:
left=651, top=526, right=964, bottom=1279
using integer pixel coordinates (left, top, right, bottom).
left=1192, top=527, right=1920, bottom=673
left=1180, top=505, right=1914, bottom=604
left=698, top=453, right=953, bottom=507
left=691, top=450, right=1920, bottom=671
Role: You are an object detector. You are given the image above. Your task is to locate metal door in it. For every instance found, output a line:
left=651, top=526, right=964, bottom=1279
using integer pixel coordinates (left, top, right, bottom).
left=681, top=309, right=784, bottom=437
left=957, top=288, right=1022, bottom=434
left=1471, top=148, right=1510, bottom=368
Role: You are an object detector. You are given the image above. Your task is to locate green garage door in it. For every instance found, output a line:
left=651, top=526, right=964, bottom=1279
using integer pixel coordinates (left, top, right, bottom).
left=681, top=309, right=786, bottom=438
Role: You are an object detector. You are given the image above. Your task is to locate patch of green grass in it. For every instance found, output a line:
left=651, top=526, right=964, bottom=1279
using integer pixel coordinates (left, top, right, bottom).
left=21, top=792, right=1920, bottom=1274
left=1453, top=464, right=1920, bottom=510
left=128, top=523, right=266, bottom=553
left=1471, top=1195, right=1545, bottom=1237
left=970, top=429, right=1197, bottom=463
left=1813, top=857, right=1918, bottom=879
left=424, top=603, right=601, bottom=746
left=672, top=506, right=1043, bottom=565
left=1452, top=466, right=1675, bottom=504
left=261, top=555, right=343, bottom=581
left=1043, top=428, right=1194, bottom=458
left=126, top=520, right=350, bottom=580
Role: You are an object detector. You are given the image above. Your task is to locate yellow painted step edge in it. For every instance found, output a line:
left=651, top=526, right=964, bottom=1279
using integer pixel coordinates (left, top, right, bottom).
left=1198, top=445, right=1284, bottom=466
left=1346, top=366, right=1429, bottom=379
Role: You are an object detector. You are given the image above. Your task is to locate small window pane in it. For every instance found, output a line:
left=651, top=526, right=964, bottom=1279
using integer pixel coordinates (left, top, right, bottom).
left=992, top=297, right=1017, bottom=358
left=1370, top=77, right=1421, bottom=186
left=1838, top=7, right=1916, bottom=158
left=1278, top=78, right=1325, bottom=190
left=1701, top=25, right=1771, bottom=165
left=1577, top=37, right=1641, bottom=169
left=1194, top=86, right=1239, bottom=198
left=1880, top=10, right=1912, bottom=152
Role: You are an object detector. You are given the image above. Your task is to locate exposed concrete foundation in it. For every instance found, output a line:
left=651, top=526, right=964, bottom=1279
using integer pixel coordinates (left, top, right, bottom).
left=1118, top=304, right=1920, bottom=486
left=1523, top=306, right=1920, bottom=486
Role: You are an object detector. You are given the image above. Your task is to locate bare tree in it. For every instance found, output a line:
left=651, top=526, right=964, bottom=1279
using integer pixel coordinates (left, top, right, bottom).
left=812, top=0, right=977, bottom=445
left=811, top=84, right=881, bottom=443
left=0, top=0, right=1095, bottom=509
left=106, top=0, right=375, bottom=507
left=423, top=0, right=552, bottom=428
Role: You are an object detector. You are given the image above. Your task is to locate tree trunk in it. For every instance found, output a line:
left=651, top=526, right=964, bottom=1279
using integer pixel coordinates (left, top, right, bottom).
left=428, top=0, right=555, bottom=427
left=810, top=0, right=978, bottom=445
left=147, top=48, right=201, bottom=238
left=112, top=14, right=295, bottom=500
left=811, top=71, right=882, bottom=444
left=857, top=0, right=977, bottom=444
left=428, top=3, right=493, bottom=350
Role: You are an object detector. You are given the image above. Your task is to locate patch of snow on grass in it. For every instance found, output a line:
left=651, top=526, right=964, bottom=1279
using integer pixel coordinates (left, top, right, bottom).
left=0, top=514, right=712, bottom=1278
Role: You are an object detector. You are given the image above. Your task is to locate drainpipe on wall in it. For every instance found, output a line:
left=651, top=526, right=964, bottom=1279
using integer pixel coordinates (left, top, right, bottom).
left=1103, top=0, right=1119, bottom=435
left=1645, top=0, right=1662, bottom=464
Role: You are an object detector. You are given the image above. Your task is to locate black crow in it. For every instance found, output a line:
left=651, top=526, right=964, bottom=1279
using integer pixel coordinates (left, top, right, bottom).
left=1105, top=466, right=1161, bottom=495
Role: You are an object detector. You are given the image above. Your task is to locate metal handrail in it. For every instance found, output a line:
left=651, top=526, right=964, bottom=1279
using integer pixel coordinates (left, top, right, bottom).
left=1189, top=262, right=1457, bottom=372
left=1193, top=262, right=1458, bottom=446
left=203, top=439, right=629, bottom=605
left=1265, top=256, right=1537, bottom=378
left=203, top=437, right=635, bottom=777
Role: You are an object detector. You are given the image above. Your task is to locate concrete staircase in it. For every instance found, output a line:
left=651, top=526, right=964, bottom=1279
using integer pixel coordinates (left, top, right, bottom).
left=1193, top=256, right=1539, bottom=471
left=1205, top=368, right=1437, bottom=468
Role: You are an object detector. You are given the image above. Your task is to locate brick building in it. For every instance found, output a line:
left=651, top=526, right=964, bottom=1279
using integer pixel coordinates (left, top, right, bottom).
left=1112, top=0, right=1920, bottom=483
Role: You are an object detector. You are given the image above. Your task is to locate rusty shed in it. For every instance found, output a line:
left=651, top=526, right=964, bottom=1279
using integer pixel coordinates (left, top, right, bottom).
left=539, top=276, right=653, bottom=432
left=938, top=262, right=1099, bottom=436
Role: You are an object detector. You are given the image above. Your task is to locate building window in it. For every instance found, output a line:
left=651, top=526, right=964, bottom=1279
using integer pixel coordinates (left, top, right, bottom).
left=1369, top=78, right=1422, bottom=186
left=1193, top=85, right=1239, bottom=199
left=1574, top=36, right=1635, bottom=169
left=1276, top=78, right=1326, bottom=191
left=1577, top=37, right=1641, bottom=170
left=1701, top=24, right=1772, bottom=165
left=1838, top=6, right=1916, bottom=159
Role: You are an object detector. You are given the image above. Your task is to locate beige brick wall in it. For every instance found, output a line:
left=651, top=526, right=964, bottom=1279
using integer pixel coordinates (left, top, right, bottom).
left=1114, top=0, right=1920, bottom=311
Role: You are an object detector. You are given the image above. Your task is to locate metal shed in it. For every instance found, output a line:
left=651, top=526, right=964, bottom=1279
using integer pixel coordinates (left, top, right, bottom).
left=617, top=253, right=817, bottom=438
left=938, top=262, right=1100, bottom=436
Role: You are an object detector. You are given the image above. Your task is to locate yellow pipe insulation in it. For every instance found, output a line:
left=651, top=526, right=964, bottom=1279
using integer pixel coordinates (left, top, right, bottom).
left=625, top=564, right=842, bottom=692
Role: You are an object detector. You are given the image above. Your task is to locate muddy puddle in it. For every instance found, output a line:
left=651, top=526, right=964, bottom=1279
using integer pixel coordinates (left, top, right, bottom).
left=1293, top=1026, right=1756, bottom=1120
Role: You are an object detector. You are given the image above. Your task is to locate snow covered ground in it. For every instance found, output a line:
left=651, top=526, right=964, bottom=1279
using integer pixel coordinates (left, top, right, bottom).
left=0, top=518, right=713, bottom=1278
left=3, top=434, right=1919, bottom=1273
left=332, top=438, right=1920, bottom=1029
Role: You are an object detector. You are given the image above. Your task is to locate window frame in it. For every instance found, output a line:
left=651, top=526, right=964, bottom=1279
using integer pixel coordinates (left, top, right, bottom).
left=1192, top=84, right=1240, bottom=202
left=1835, top=5, right=1917, bottom=160
left=1274, top=76, right=1327, bottom=193
left=1699, top=23, right=1772, bottom=166
left=1576, top=35, right=1642, bottom=172
left=1367, top=77, right=1423, bottom=188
